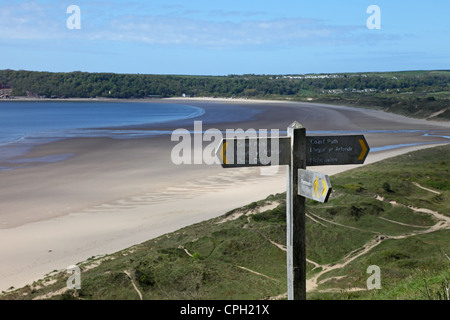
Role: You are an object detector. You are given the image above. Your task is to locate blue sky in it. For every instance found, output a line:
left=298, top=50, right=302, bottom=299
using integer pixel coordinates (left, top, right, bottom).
left=0, top=0, right=449, bottom=75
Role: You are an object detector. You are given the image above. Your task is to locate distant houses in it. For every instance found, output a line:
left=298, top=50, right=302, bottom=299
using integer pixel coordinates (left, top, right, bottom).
left=0, top=86, right=12, bottom=99
left=321, top=88, right=378, bottom=95
left=282, top=74, right=345, bottom=80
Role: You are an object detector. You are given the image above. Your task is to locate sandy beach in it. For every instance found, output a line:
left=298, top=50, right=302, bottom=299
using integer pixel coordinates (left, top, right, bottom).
left=1, top=98, right=449, bottom=292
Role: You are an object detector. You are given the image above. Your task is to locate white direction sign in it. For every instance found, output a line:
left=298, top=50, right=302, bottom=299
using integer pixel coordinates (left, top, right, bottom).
left=298, top=169, right=332, bottom=203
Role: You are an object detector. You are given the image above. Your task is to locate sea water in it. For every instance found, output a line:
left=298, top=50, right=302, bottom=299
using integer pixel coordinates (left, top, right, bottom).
left=0, top=101, right=205, bottom=168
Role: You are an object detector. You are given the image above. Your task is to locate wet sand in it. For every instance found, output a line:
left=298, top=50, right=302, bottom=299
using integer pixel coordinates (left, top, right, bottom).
left=0, top=98, right=449, bottom=292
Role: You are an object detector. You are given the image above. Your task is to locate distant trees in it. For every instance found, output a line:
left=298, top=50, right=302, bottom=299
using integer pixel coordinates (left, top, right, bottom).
left=0, top=69, right=448, bottom=100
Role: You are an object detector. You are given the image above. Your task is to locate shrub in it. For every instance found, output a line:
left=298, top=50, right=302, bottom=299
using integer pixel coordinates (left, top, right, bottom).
left=382, top=182, right=393, bottom=193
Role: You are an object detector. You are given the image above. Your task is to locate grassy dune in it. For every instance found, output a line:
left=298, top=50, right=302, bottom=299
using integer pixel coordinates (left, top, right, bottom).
left=1, top=144, right=449, bottom=300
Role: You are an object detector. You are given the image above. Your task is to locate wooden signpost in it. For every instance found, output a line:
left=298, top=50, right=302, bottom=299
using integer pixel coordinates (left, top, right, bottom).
left=217, top=135, right=370, bottom=167
left=215, top=122, right=370, bottom=300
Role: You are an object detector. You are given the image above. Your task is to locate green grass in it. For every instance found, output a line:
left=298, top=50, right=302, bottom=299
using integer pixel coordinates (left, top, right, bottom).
left=1, top=145, right=449, bottom=300
left=309, top=230, right=450, bottom=300
left=302, top=90, right=450, bottom=120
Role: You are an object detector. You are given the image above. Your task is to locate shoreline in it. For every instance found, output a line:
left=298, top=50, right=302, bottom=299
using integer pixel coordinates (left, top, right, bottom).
left=0, top=96, right=283, bottom=105
left=1, top=99, right=449, bottom=292
left=3, top=95, right=449, bottom=123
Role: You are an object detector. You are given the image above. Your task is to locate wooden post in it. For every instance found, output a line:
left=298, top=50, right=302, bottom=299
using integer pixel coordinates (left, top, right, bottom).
left=286, top=121, right=306, bottom=300
left=216, top=122, right=369, bottom=300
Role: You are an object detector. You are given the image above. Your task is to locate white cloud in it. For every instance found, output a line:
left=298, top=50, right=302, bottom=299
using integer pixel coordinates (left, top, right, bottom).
left=0, top=1, right=63, bottom=40
left=0, top=1, right=398, bottom=49
left=91, top=15, right=370, bottom=48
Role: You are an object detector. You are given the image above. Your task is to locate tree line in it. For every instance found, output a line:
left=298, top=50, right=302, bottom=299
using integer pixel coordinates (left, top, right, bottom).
left=0, top=69, right=448, bottom=99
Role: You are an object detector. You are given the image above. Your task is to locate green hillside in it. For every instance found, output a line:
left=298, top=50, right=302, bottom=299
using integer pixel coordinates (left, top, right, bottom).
left=1, top=69, right=449, bottom=120
left=1, top=144, right=449, bottom=300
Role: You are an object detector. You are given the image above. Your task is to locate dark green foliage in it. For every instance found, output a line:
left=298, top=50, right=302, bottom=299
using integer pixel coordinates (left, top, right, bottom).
left=252, top=204, right=286, bottom=223
left=135, top=261, right=156, bottom=287
left=343, top=183, right=365, bottom=192
left=382, top=182, right=393, bottom=193
left=349, top=205, right=363, bottom=221
left=246, top=202, right=258, bottom=210
left=0, top=69, right=449, bottom=119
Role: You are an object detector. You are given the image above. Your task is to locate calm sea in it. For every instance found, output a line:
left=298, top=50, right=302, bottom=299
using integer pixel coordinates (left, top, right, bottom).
left=1, top=101, right=448, bottom=170
left=0, top=101, right=205, bottom=168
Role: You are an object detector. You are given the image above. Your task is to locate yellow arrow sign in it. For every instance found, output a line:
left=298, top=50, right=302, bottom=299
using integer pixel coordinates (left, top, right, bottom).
left=358, top=138, right=368, bottom=161
left=321, top=179, right=327, bottom=196
left=218, top=141, right=228, bottom=165
left=298, top=169, right=332, bottom=203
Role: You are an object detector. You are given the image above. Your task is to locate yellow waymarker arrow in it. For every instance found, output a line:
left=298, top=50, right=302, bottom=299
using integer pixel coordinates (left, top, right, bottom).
left=321, top=179, right=327, bottom=196
left=358, top=139, right=368, bottom=161
left=219, top=141, right=228, bottom=165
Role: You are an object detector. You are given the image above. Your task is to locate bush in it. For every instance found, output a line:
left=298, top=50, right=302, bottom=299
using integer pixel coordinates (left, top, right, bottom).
left=344, top=183, right=365, bottom=192
left=382, top=182, right=393, bottom=193
left=246, top=202, right=258, bottom=210
left=252, top=205, right=286, bottom=223
left=134, top=262, right=156, bottom=287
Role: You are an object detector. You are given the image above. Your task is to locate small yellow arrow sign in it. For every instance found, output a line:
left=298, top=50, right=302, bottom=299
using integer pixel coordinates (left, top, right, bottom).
left=321, top=179, right=327, bottom=196
left=358, top=138, right=368, bottom=161
left=218, top=141, right=228, bottom=165
left=298, top=169, right=332, bottom=203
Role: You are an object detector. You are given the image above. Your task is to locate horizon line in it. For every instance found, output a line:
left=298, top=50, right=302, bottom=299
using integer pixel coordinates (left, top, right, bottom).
left=1, top=68, right=449, bottom=77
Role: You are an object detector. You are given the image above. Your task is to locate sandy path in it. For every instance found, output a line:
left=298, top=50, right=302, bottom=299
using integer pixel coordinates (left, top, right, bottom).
left=302, top=193, right=450, bottom=293
left=412, top=182, right=441, bottom=195
left=124, top=270, right=143, bottom=300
